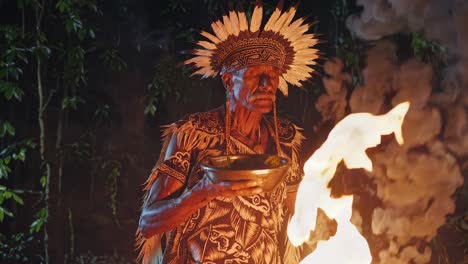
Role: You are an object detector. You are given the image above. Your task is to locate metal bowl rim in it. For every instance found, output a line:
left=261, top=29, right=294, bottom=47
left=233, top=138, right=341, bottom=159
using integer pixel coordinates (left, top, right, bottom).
left=200, top=154, right=291, bottom=172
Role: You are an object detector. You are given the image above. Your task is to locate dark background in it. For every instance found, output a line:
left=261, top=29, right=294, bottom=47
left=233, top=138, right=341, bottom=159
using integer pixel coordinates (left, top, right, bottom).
left=0, top=0, right=465, bottom=263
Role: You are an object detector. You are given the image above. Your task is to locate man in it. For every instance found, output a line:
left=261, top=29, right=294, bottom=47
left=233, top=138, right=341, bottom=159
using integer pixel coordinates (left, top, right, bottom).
left=137, top=1, right=319, bottom=263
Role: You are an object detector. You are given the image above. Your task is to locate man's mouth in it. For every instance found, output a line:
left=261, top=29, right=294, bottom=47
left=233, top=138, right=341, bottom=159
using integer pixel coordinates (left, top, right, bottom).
left=251, top=93, right=275, bottom=102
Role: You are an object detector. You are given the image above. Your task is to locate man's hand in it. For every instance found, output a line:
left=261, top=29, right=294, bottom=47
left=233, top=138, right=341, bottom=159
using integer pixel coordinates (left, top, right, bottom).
left=139, top=174, right=263, bottom=239
left=193, top=174, right=263, bottom=200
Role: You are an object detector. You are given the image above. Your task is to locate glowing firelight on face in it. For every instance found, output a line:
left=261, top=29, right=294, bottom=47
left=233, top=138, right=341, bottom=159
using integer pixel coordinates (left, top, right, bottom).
left=288, top=102, right=410, bottom=264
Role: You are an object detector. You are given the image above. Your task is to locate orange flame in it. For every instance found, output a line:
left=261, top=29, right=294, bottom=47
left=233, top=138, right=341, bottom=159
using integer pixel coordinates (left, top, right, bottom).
left=288, top=102, right=410, bottom=263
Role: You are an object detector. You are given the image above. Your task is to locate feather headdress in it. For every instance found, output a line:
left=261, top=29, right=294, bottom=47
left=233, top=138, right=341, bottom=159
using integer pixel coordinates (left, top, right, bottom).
left=184, top=0, right=320, bottom=96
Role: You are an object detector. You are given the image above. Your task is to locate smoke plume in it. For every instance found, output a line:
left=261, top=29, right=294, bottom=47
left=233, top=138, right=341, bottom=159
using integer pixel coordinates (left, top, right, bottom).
left=312, top=1, right=468, bottom=262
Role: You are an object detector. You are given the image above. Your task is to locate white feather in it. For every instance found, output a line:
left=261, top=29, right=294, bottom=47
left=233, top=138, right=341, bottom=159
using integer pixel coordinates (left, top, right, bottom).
left=250, top=4, right=263, bottom=32
left=293, top=57, right=319, bottom=65
left=272, top=11, right=290, bottom=32
left=184, top=56, right=211, bottom=67
left=192, top=67, right=216, bottom=78
left=278, top=76, right=289, bottom=96
left=222, top=15, right=233, bottom=36
left=238, top=11, right=248, bottom=31
left=229, top=10, right=240, bottom=36
left=264, top=7, right=282, bottom=31
left=295, top=49, right=319, bottom=58
left=278, top=7, right=297, bottom=32
left=284, top=18, right=305, bottom=32
left=201, top=31, right=220, bottom=44
left=283, top=72, right=302, bottom=86
left=287, top=67, right=311, bottom=77
left=193, top=49, right=214, bottom=56
left=197, top=41, right=217, bottom=50
left=211, top=21, right=227, bottom=41
left=286, top=25, right=311, bottom=42
left=292, top=37, right=319, bottom=49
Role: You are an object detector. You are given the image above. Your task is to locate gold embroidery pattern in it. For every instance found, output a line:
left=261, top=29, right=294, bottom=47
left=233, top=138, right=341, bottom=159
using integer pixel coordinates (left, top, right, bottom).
left=277, top=118, right=296, bottom=142
left=157, top=151, right=191, bottom=184
left=189, top=111, right=224, bottom=135
left=158, top=163, right=186, bottom=184
left=167, top=151, right=190, bottom=174
left=213, top=35, right=293, bottom=73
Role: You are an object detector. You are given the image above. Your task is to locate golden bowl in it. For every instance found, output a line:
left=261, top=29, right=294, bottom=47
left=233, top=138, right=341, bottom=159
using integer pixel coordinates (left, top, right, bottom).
left=200, top=154, right=290, bottom=192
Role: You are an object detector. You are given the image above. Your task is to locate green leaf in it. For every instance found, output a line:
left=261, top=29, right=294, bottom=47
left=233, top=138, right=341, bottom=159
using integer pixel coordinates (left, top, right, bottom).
left=144, top=103, right=156, bottom=116
left=0, top=162, right=11, bottom=179
left=19, top=149, right=26, bottom=161
left=12, top=193, right=23, bottom=205
left=25, top=139, right=36, bottom=148
left=69, top=96, right=85, bottom=110
left=37, top=32, right=48, bottom=43
left=4, top=207, right=13, bottom=217
left=101, top=49, right=127, bottom=72
left=94, top=104, right=111, bottom=121
left=6, top=122, right=15, bottom=136
left=56, top=0, right=69, bottom=13
left=0, top=121, right=15, bottom=137
left=40, top=176, right=47, bottom=188
left=30, top=208, right=47, bottom=233
left=0, top=81, right=23, bottom=101
left=65, top=14, right=83, bottom=33
left=32, top=45, right=51, bottom=59
left=30, top=218, right=43, bottom=233
left=13, top=149, right=26, bottom=161
left=0, top=204, right=15, bottom=221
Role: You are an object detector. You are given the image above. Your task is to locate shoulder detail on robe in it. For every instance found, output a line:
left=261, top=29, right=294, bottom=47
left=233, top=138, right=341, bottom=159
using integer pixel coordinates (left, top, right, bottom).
left=264, top=116, right=304, bottom=146
left=187, top=109, right=225, bottom=135
left=160, top=108, right=225, bottom=152
left=163, top=109, right=224, bottom=136
left=277, top=118, right=300, bottom=143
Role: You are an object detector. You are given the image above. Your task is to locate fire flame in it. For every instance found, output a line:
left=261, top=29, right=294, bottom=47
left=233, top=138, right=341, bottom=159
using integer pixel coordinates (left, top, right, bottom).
left=288, top=102, right=410, bottom=264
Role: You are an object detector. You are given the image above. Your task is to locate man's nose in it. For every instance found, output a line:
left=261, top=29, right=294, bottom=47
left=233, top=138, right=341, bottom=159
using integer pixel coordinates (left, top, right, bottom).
left=259, top=76, right=272, bottom=91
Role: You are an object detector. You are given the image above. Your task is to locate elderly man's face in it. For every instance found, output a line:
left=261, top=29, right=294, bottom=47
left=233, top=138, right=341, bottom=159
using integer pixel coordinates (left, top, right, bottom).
left=224, top=65, right=280, bottom=114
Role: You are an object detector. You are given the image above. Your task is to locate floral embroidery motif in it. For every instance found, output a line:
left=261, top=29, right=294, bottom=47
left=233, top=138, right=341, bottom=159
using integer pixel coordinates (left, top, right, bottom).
left=276, top=118, right=296, bottom=142
left=189, top=111, right=224, bottom=135
left=157, top=150, right=191, bottom=184
left=167, top=151, right=190, bottom=173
